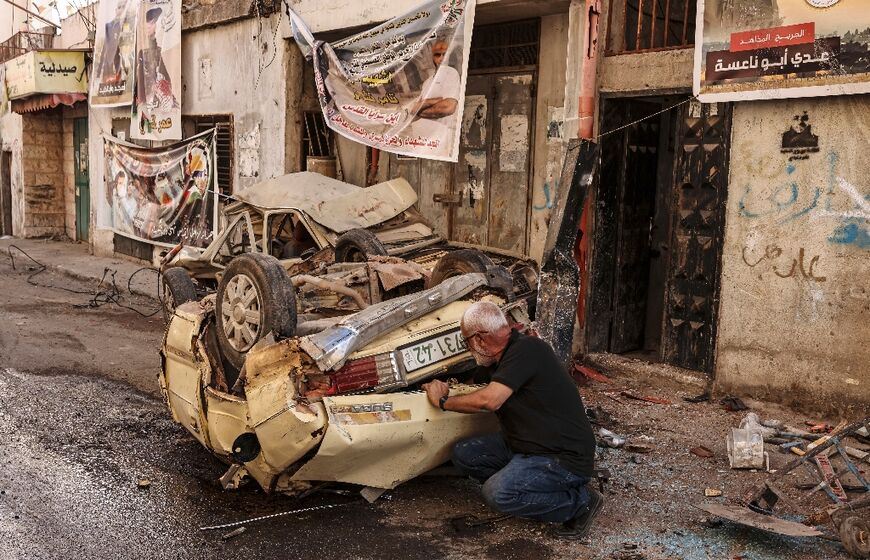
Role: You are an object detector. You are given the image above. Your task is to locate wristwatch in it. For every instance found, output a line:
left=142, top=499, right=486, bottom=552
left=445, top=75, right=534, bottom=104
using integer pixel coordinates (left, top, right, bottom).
left=438, top=395, right=449, bottom=411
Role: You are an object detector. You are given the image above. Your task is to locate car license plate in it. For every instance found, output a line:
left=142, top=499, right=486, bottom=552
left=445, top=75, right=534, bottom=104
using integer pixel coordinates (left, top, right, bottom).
left=399, top=329, right=468, bottom=372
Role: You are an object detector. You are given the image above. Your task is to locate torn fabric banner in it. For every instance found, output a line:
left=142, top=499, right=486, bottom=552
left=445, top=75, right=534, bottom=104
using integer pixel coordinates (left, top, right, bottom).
left=131, top=0, right=182, bottom=140
left=288, top=0, right=476, bottom=162
left=90, top=0, right=140, bottom=107
left=102, top=130, right=216, bottom=247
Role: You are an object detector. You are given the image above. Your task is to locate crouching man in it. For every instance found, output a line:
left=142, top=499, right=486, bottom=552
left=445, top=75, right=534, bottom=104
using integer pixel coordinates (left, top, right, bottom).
left=423, top=301, right=603, bottom=539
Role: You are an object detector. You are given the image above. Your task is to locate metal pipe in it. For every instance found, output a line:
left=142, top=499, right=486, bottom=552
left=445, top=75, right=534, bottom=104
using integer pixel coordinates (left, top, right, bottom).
left=1, top=0, right=59, bottom=31
left=291, top=274, right=369, bottom=310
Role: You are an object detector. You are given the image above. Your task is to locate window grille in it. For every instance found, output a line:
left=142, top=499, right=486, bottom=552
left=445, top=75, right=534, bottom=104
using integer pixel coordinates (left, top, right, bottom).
left=469, top=19, right=540, bottom=71
left=183, top=115, right=234, bottom=195
left=608, top=0, right=696, bottom=53
left=302, top=111, right=333, bottom=161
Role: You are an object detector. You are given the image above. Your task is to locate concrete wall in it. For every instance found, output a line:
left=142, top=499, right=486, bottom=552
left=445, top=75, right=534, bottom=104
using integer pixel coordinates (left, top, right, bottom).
left=0, top=4, right=29, bottom=43
left=0, top=111, right=24, bottom=235
left=598, top=48, right=693, bottom=95
left=180, top=14, right=288, bottom=192
left=528, top=12, right=569, bottom=261
left=715, top=95, right=870, bottom=412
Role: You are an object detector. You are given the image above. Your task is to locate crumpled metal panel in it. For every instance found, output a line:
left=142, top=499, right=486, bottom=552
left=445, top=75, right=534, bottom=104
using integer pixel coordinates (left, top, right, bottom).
left=291, top=386, right=498, bottom=489
left=231, top=172, right=417, bottom=233
left=300, top=273, right=490, bottom=371
left=534, top=140, right=599, bottom=367
left=370, top=261, right=426, bottom=292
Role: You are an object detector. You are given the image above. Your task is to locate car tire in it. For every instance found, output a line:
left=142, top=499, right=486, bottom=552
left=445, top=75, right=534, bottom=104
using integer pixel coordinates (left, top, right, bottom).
left=161, top=267, right=198, bottom=321
left=427, top=249, right=495, bottom=287
left=215, top=253, right=297, bottom=370
left=334, top=228, right=388, bottom=262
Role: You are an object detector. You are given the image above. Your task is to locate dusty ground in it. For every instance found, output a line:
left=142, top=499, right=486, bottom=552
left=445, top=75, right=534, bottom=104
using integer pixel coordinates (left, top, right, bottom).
left=0, top=255, right=863, bottom=559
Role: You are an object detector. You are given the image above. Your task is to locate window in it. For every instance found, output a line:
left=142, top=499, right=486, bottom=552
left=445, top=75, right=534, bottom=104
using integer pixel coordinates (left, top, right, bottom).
left=182, top=115, right=234, bottom=195
left=468, top=19, right=540, bottom=71
left=607, top=0, right=696, bottom=54
left=302, top=111, right=333, bottom=164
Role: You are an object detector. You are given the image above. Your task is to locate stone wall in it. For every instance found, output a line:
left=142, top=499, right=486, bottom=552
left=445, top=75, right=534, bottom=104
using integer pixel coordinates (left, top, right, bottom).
left=21, top=110, right=65, bottom=237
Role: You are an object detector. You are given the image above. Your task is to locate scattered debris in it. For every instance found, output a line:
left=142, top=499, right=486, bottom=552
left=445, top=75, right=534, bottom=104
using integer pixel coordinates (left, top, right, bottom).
left=221, top=527, right=247, bottom=541
left=573, top=363, right=613, bottom=384
left=586, top=406, right=614, bottom=426
left=360, top=486, right=387, bottom=503
left=690, top=446, right=714, bottom=458
left=619, top=391, right=671, bottom=405
left=449, top=513, right=511, bottom=534
left=727, top=424, right=768, bottom=470
left=719, top=396, right=748, bottom=412
left=625, top=441, right=654, bottom=454
left=704, top=488, right=723, bottom=497
left=598, top=428, right=626, bottom=448
left=683, top=393, right=710, bottom=403
left=806, top=421, right=834, bottom=433
left=136, top=478, right=151, bottom=489
left=761, top=418, right=783, bottom=429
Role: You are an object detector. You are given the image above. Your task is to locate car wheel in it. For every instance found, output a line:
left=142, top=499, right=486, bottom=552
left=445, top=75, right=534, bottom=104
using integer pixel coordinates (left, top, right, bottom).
left=427, top=249, right=495, bottom=287
left=839, top=515, right=870, bottom=558
left=334, top=228, right=388, bottom=262
left=161, top=267, right=198, bottom=321
left=215, top=253, right=297, bottom=370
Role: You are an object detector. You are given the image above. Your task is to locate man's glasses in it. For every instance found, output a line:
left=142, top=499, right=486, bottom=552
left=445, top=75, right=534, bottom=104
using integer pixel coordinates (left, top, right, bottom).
left=461, top=330, right=489, bottom=346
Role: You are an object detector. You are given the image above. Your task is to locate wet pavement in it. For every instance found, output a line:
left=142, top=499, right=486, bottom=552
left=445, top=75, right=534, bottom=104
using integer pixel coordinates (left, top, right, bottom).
left=0, top=250, right=859, bottom=559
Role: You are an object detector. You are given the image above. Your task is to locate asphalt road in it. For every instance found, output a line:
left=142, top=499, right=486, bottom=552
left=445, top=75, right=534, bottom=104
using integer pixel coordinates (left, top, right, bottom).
left=0, top=254, right=855, bottom=560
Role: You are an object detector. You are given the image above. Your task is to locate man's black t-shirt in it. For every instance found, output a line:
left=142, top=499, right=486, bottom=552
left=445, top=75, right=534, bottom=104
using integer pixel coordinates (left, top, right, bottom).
left=477, top=330, right=596, bottom=477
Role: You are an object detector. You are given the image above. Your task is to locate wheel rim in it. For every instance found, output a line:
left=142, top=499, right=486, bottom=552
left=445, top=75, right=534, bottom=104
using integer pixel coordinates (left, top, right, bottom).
left=220, top=273, right=263, bottom=352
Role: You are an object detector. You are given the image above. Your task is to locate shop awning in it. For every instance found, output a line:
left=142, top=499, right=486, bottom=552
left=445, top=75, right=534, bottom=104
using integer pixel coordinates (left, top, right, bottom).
left=11, top=92, right=86, bottom=113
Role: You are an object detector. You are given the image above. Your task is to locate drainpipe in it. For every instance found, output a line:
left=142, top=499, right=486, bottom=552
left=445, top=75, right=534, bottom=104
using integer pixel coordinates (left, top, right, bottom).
left=575, top=0, right=601, bottom=334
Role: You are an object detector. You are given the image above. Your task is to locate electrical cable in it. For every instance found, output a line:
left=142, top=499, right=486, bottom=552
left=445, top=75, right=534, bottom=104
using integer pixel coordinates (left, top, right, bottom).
left=199, top=500, right=360, bottom=531
left=6, top=244, right=164, bottom=317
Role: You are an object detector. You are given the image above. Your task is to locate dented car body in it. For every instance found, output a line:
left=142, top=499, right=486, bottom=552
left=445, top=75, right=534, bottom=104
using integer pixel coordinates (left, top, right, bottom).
left=159, top=273, right=528, bottom=493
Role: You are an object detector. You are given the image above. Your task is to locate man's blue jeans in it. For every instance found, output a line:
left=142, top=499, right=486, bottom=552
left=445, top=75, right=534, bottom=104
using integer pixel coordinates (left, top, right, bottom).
left=452, top=433, right=591, bottom=523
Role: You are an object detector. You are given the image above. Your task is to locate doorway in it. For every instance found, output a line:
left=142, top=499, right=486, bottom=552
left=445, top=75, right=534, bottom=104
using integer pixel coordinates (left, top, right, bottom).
left=74, top=117, right=89, bottom=242
left=586, top=97, right=731, bottom=374
left=0, top=151, right=11, bottom=236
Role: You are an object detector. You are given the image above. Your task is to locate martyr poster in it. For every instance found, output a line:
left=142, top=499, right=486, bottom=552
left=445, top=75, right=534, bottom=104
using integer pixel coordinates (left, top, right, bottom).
left=289, top=0, right=476, bottom=162
left=103, top=131, right=216, bottom=247
left=695, top=0, right=870, bottom=101
left=130, top=0, right=182, bottom=140
left=89, top=0, right=139, bottom=107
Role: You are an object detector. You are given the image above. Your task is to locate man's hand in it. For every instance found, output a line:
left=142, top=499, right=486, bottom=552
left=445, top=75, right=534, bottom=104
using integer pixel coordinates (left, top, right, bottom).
left=423, top=379, right=449, bottom=408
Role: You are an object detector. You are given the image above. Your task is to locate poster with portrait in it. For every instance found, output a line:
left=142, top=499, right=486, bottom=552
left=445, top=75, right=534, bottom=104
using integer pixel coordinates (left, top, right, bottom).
left=102, top=130, right=216, bottom=247
left=695, top=0, right=870, bottom=101
left=89, top=0, right=139, bottom=107
left=130, top=0, right=182, bottom=140
left=288, top=0, right=475, bottom=162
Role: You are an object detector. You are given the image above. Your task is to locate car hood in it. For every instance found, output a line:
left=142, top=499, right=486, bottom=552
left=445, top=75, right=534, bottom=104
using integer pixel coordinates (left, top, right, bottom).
left=233, top=172, right=417, bottom=233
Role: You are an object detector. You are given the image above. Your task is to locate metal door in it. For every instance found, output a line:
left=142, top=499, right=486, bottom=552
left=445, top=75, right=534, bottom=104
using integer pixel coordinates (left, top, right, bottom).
left=661, top=101, right=731, bottom=373
left=609, top=102, right=661, bottom=353
left=0, top=151, right=11, bottom=236
left=73, top=117, right=89, bottom=241
left=451, top=73, right=534, bottom=253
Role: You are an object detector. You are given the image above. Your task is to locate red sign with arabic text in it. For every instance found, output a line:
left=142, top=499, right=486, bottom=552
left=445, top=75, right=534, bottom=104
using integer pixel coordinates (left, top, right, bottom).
left=730, top=22, right=815, bottom=52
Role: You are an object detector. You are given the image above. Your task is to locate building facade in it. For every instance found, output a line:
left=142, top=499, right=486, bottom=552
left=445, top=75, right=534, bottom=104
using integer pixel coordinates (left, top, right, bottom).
left=1, top=0, right=866, bottom=411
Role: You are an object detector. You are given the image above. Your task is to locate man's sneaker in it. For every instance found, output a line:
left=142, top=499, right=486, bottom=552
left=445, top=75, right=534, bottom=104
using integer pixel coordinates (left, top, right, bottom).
left=556, top=487, right=604, bottom=540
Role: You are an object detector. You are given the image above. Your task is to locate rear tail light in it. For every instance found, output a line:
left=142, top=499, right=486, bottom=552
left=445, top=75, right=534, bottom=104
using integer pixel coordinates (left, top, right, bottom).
left=327, top=352, right=401, bottom=394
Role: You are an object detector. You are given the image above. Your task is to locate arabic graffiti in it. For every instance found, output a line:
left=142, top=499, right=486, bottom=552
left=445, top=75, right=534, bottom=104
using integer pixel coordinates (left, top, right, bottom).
left=742, top=244, right=827, bottom=282
left=738, top=151, right=870, bottom=249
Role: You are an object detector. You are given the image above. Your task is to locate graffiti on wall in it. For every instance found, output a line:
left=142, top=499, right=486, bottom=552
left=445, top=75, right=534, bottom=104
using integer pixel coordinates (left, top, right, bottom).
left=742, top=244, right=827, bottom=282
left=738, top=151, right=870, bottom=249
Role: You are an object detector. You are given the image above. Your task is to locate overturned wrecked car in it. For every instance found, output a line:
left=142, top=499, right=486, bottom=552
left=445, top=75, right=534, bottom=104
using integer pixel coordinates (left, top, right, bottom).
left=160, top=272, right=527, bottom=494
left=159, top=171, right=537, bottom=315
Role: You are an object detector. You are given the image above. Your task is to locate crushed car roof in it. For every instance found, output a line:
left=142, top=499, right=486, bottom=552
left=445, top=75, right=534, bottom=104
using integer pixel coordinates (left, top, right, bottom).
left=232, top=172, right=418, bottom=233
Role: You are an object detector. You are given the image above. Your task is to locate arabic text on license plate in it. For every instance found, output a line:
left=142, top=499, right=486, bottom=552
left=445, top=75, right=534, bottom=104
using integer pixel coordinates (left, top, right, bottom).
left=400, top=330, right=468, bottom=372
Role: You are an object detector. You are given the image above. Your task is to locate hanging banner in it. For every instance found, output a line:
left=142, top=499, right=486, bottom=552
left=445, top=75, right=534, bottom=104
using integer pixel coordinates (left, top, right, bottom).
left=695, top=1, right=870, bottom=101
left=288, top=0, right=475, bottom=162
left=90, top=0, right=139, bottom=107
left=130, top=0, right=182, bottom=140
left=102, top=131, right=216, bottom=247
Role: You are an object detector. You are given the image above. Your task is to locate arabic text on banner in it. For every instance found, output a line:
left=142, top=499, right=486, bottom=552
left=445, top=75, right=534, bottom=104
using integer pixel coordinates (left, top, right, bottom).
left=288, top=0, right=476, bottom=162
left=103, top=131, right=216, bottom=247
left=695, top=0, right=870, bottom=101
left=89, top=0, right=140, bottom=107
left=131, top=0, right=182, bottom=140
